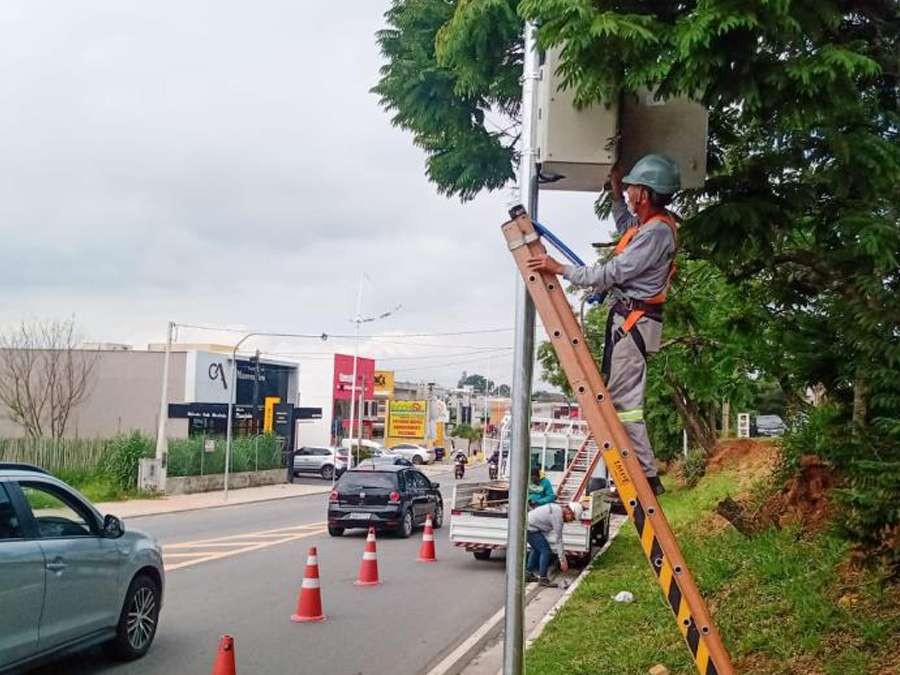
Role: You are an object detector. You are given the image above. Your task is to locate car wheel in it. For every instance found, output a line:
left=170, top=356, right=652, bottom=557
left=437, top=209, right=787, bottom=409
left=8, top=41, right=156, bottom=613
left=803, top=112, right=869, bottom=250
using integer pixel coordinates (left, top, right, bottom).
left=320, top=464, right=334, bottom=480
left=397, top=509, right=414, bottom=538
left=473, top=550, right=491, bottom=561
left=105, top=574, right=160, bottom=661
left=432, top=502, right=444, bottom=529
left=412, top=455, right=423, bottom=465
left=328, top=525, right=344, bottom=536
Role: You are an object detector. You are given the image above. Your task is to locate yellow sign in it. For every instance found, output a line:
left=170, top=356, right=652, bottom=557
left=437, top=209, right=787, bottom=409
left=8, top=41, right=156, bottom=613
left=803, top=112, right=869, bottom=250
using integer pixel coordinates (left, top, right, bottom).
left=374, top=370, right=395, bottom=397
left=387, top=400, right=427, bottom=439
left=263, top=396, right=281, bottom=433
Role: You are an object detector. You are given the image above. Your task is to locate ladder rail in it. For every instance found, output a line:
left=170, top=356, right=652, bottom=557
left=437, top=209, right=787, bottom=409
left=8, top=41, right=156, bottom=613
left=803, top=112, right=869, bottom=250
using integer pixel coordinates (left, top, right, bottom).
left=502, top=208, right=734, bottom=675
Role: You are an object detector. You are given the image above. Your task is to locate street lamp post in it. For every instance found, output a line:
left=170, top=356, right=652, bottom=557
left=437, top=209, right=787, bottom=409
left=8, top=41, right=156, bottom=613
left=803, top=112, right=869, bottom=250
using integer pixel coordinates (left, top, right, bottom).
left=153, top=320, right=174, bottom=492
left=504, top=21, right=540, bottom=675
left=225, top=333, right=258, bottom=501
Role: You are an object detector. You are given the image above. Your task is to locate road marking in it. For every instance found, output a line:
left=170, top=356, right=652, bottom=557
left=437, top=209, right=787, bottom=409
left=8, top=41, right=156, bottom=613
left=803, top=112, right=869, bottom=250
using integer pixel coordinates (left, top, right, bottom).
left=163, top=521, right=328, bottom=572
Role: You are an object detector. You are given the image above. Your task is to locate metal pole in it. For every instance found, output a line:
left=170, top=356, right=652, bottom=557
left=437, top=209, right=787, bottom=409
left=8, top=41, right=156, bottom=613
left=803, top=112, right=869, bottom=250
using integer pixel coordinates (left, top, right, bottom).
left=347, top=275, right=364, bottom=468
left=225, top=333, right=255, bottom=501
left=153, top=321, right=174, bottom=492
left=503, top=21, right=540, bottom=675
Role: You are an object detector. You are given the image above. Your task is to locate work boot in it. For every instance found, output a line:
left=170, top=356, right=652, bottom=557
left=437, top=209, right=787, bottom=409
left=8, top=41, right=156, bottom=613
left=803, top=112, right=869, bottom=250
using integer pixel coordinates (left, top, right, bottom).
left=525, top=572, right=539, bottom=583
left=647, top=475, right=666, bottom=496
left=538, top=577, right=558, bottom=588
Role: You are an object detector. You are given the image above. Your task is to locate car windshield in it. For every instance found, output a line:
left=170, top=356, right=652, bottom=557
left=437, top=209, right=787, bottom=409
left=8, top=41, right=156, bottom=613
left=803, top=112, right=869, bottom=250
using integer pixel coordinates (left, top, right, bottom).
left=338, top=473, right=396, bottom=491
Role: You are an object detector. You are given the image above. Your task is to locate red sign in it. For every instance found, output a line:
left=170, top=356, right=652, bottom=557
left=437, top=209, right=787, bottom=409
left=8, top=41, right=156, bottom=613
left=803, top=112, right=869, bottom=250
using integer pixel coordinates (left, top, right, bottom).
left=332, top=354, right=375, bottom=401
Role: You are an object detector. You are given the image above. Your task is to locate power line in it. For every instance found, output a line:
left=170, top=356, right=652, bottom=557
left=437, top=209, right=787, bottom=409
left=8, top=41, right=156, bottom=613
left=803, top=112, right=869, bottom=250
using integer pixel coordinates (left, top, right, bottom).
left=174, top=322, right=513, bottom=340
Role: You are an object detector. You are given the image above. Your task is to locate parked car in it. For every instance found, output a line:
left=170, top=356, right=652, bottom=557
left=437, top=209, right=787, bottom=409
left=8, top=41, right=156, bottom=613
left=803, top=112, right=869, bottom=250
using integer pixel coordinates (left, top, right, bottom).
left=327, top=466, right=443, bottom=538
left=389, top=443, right=435, bottom=465
left=0, top=463, right=164, bottom=673
left=292, top=446, right=345, bottom=480
left=355, top=454, right=413, bottom=470
left=753, top=414, right=787, bottom=437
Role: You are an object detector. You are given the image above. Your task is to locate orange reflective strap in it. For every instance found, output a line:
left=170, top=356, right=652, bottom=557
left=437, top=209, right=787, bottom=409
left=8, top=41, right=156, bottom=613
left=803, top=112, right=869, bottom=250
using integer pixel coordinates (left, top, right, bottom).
left=614, top=226, right=639, bottom=255
left=621, top=309, right=645, bottom=333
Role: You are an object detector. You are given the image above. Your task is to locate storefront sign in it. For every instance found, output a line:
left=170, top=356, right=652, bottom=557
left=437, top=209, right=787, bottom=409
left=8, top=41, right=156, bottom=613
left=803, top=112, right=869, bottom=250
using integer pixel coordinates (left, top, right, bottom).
left=373, top=370, right=395, bottom=398
left=387, top=400, right=427, bottom=439
left=332, top=354, right=375, bottom=401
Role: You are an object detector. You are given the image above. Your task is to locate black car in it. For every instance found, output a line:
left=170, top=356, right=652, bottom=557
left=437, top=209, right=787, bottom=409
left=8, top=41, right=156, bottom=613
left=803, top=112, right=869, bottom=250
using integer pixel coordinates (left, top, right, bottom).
left=327, top=466, right=443, bottom=538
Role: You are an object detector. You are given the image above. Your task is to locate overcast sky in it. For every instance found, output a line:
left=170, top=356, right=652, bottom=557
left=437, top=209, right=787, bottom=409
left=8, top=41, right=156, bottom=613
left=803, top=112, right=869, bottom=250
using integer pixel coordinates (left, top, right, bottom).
left=0, top=0, right=616, bottom=414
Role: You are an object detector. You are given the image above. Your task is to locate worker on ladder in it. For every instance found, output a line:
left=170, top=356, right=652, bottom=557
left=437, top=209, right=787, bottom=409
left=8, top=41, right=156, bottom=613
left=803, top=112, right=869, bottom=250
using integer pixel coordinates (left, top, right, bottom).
left=526, top=154, right=681, bottom=498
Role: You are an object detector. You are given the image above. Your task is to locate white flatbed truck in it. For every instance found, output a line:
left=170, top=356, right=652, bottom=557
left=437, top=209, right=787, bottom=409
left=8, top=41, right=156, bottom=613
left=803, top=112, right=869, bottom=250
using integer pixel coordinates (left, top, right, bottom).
left=449, top=480, right=611, bottom=565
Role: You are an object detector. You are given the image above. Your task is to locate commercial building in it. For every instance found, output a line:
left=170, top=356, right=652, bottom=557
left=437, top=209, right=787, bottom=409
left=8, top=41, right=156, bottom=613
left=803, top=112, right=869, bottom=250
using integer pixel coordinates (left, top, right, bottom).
left=0, top=344, right=319, bottom=446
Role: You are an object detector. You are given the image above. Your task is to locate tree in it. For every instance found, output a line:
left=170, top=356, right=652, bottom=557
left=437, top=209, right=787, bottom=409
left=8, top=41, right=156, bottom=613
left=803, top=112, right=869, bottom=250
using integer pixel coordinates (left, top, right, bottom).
left=0, top=319, right=98, bottom=439
left=375, top=1, right=900, bottom=563
left=457, top=372, right=494, bottom=393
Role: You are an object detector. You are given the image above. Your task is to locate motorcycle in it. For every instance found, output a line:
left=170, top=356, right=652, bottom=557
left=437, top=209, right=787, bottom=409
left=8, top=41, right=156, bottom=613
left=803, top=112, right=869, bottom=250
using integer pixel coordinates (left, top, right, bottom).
left=454, top=455, right=467, bottom=479
left=488, top=460, right=498, bottom=481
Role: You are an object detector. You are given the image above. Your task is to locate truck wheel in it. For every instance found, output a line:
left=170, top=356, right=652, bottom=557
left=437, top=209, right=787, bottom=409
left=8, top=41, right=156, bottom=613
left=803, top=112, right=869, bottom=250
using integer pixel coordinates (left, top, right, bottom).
left=328, top=525, right=344, bottom=537
left=473, top=550, right=491, bottom=561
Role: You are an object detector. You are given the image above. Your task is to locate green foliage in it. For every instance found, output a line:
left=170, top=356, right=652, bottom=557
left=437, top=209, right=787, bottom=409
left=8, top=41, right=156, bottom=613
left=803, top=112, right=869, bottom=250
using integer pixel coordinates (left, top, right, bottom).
left=372, top=0, right=521, bottom=200
left=677, top=447, right=708, bottom=488
left=457, top=371, right=495, bottom=393
left=167, top=434, right=283, bottom=477
left=782, top=406, right=900, bottom=574
left=101, top=432, right=155, bottom=490
left=526, top=469, right=900, bottom=674
left=375, top=0, right=900, bottom=560
left=452, top=423, right=482, bottom=442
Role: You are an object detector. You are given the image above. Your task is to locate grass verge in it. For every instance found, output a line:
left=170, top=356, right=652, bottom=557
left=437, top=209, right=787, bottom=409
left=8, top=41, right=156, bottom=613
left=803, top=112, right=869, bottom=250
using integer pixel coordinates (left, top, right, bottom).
left=526, top=470, right=900, bottom=674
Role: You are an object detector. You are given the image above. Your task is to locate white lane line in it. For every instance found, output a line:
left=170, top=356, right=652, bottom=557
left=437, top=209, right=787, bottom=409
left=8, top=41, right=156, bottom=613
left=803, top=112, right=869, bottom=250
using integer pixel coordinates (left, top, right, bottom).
left=164, top=528, right=326, bottom=572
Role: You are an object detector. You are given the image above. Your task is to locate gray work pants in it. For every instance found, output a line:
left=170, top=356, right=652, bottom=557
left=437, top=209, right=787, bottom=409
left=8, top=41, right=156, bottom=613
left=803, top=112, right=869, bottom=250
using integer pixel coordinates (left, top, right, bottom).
left=603, top=311, right=661, bottom=478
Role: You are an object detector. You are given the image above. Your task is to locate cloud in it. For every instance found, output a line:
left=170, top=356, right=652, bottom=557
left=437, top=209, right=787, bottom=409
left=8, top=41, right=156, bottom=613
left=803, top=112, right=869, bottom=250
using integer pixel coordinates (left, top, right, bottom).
left=0, top=0, right=616, bottom=389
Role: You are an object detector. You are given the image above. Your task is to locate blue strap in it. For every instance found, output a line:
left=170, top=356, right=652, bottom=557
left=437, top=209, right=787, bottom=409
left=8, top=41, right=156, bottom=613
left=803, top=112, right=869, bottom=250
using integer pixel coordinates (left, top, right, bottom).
left=533, top=220, right=604, bottom=305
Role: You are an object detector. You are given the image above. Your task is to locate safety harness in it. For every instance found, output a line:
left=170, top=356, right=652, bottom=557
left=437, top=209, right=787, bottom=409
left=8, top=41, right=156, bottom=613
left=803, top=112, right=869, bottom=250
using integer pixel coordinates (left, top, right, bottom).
left=600, top=211, right=678, bottom=380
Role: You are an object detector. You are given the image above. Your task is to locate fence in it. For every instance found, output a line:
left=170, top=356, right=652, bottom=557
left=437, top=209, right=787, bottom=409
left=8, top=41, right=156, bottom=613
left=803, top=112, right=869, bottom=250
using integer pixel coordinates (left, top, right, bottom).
left=0, top=437, right=112, bottom=474
left=0, top=434, right=285, bottom=479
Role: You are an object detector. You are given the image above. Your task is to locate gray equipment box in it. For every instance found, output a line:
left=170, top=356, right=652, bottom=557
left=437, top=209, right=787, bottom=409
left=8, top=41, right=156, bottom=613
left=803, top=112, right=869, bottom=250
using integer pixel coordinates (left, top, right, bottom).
left=537, top=47, right=708, bottom=192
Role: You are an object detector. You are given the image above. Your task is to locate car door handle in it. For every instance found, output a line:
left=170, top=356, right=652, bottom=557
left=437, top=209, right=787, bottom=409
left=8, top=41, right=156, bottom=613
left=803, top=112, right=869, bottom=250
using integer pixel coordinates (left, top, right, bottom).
left=46, top=560, right=67, bottom=572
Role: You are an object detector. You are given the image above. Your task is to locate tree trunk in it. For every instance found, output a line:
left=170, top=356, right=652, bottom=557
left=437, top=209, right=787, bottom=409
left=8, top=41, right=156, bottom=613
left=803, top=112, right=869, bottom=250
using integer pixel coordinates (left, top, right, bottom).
left=665, top=374, right=716, bottom=453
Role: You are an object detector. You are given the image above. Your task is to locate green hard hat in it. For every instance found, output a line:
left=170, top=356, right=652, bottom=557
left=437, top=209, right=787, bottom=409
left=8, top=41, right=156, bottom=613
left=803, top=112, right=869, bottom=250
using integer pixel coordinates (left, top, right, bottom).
left=622, top=153, right=681, bottom=195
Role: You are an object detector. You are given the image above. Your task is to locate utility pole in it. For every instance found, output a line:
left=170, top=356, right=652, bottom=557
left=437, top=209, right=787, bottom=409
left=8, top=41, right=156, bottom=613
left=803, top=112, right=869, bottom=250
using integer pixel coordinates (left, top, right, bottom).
left=503, top=21, right=540, bottom=675
left=347, top=275, right=364, bottom=468
left=153, top=320, right=174, bottom=493
left=252, top=349, right=261, bottom=434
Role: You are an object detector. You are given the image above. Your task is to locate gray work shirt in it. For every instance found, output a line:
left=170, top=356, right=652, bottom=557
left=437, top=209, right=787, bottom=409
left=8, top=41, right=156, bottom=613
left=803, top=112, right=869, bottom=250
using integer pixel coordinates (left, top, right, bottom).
left=562, top=200, right=676, bottom=305
left=527, top=502, right=566, bottom=559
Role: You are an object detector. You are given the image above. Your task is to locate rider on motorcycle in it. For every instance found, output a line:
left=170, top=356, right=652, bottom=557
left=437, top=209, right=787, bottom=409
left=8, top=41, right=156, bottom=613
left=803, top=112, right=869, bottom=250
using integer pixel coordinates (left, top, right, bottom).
left=454, top=451, right=468, bottom=478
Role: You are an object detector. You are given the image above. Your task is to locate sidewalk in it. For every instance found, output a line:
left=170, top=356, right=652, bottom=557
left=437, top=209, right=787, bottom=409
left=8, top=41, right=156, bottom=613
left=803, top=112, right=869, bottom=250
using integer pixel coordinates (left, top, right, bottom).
left=95, top=482, right=332, bottom=519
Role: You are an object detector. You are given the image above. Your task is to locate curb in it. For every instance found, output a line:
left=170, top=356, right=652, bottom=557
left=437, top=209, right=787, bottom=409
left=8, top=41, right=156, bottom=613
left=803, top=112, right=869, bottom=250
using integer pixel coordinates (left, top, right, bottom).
left=425, top=581, right=544, bottom=675
left=427, top=516, right=625, bottom=675
left=107, top=486, right=332, bottom=520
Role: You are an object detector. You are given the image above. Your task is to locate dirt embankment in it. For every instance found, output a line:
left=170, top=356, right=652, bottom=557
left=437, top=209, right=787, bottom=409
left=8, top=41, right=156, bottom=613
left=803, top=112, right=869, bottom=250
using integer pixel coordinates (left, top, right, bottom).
left=707, top=439, right=836, bottom=536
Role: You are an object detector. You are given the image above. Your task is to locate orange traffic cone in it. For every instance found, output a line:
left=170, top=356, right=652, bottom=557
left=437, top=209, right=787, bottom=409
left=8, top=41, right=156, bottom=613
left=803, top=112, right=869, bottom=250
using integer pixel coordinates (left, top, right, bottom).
left=290, top=546, right=326, bottom=622
left=355, top=526, right=381, bottom=586
left=417, top=514, right=437, bottom=562
left=210, top=634, right=236, bottom=675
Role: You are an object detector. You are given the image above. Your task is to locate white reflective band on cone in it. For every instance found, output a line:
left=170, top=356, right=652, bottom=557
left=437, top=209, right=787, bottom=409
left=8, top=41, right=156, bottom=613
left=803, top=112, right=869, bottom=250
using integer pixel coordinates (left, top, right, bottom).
left=301, top=578, right=320, bottom=589
left=307, top=556, right=318, bottom=565
left=363, top=552, right=377, bottom=560
left=423, top=534, right=434, bottom=541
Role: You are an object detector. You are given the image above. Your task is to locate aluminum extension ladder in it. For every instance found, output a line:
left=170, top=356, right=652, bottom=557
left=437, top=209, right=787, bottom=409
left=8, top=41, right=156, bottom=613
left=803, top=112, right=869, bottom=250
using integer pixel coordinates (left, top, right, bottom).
left=502, top=206, right=734, bottom=675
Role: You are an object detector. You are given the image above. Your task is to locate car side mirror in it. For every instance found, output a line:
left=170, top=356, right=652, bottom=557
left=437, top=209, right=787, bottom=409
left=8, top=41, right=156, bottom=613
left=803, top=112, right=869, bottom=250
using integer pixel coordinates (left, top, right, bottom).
left=103, top=514, right=124, bottom=539
left=431, top=482, right=440, bottom=489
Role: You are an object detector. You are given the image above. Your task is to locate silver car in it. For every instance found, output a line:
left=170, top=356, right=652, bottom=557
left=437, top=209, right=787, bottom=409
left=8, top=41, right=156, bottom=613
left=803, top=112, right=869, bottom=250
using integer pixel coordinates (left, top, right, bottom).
left=0, top=463, right=164, bottom=673
left=292, top=446, right=345, bottom=480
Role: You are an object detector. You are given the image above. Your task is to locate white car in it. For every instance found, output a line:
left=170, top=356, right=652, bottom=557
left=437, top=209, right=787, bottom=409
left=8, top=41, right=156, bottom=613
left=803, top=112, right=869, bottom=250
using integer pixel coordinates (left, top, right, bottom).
left=389, top=443, right=435, bottom=465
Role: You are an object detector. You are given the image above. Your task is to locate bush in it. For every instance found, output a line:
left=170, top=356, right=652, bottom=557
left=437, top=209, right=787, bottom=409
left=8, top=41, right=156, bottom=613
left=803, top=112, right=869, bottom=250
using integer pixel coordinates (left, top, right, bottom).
left=167, top=434, right=283, bottom=477
left=102, top=432, right=154, bottom=490
left=676, top=447, right=708, bottom=488
left=780, top=405, right=900, bottom=575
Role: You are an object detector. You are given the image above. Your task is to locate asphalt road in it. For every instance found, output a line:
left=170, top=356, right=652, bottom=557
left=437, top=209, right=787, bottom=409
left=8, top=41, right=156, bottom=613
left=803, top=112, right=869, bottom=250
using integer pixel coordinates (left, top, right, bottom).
left=28, top=464, right=507, bottom=675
